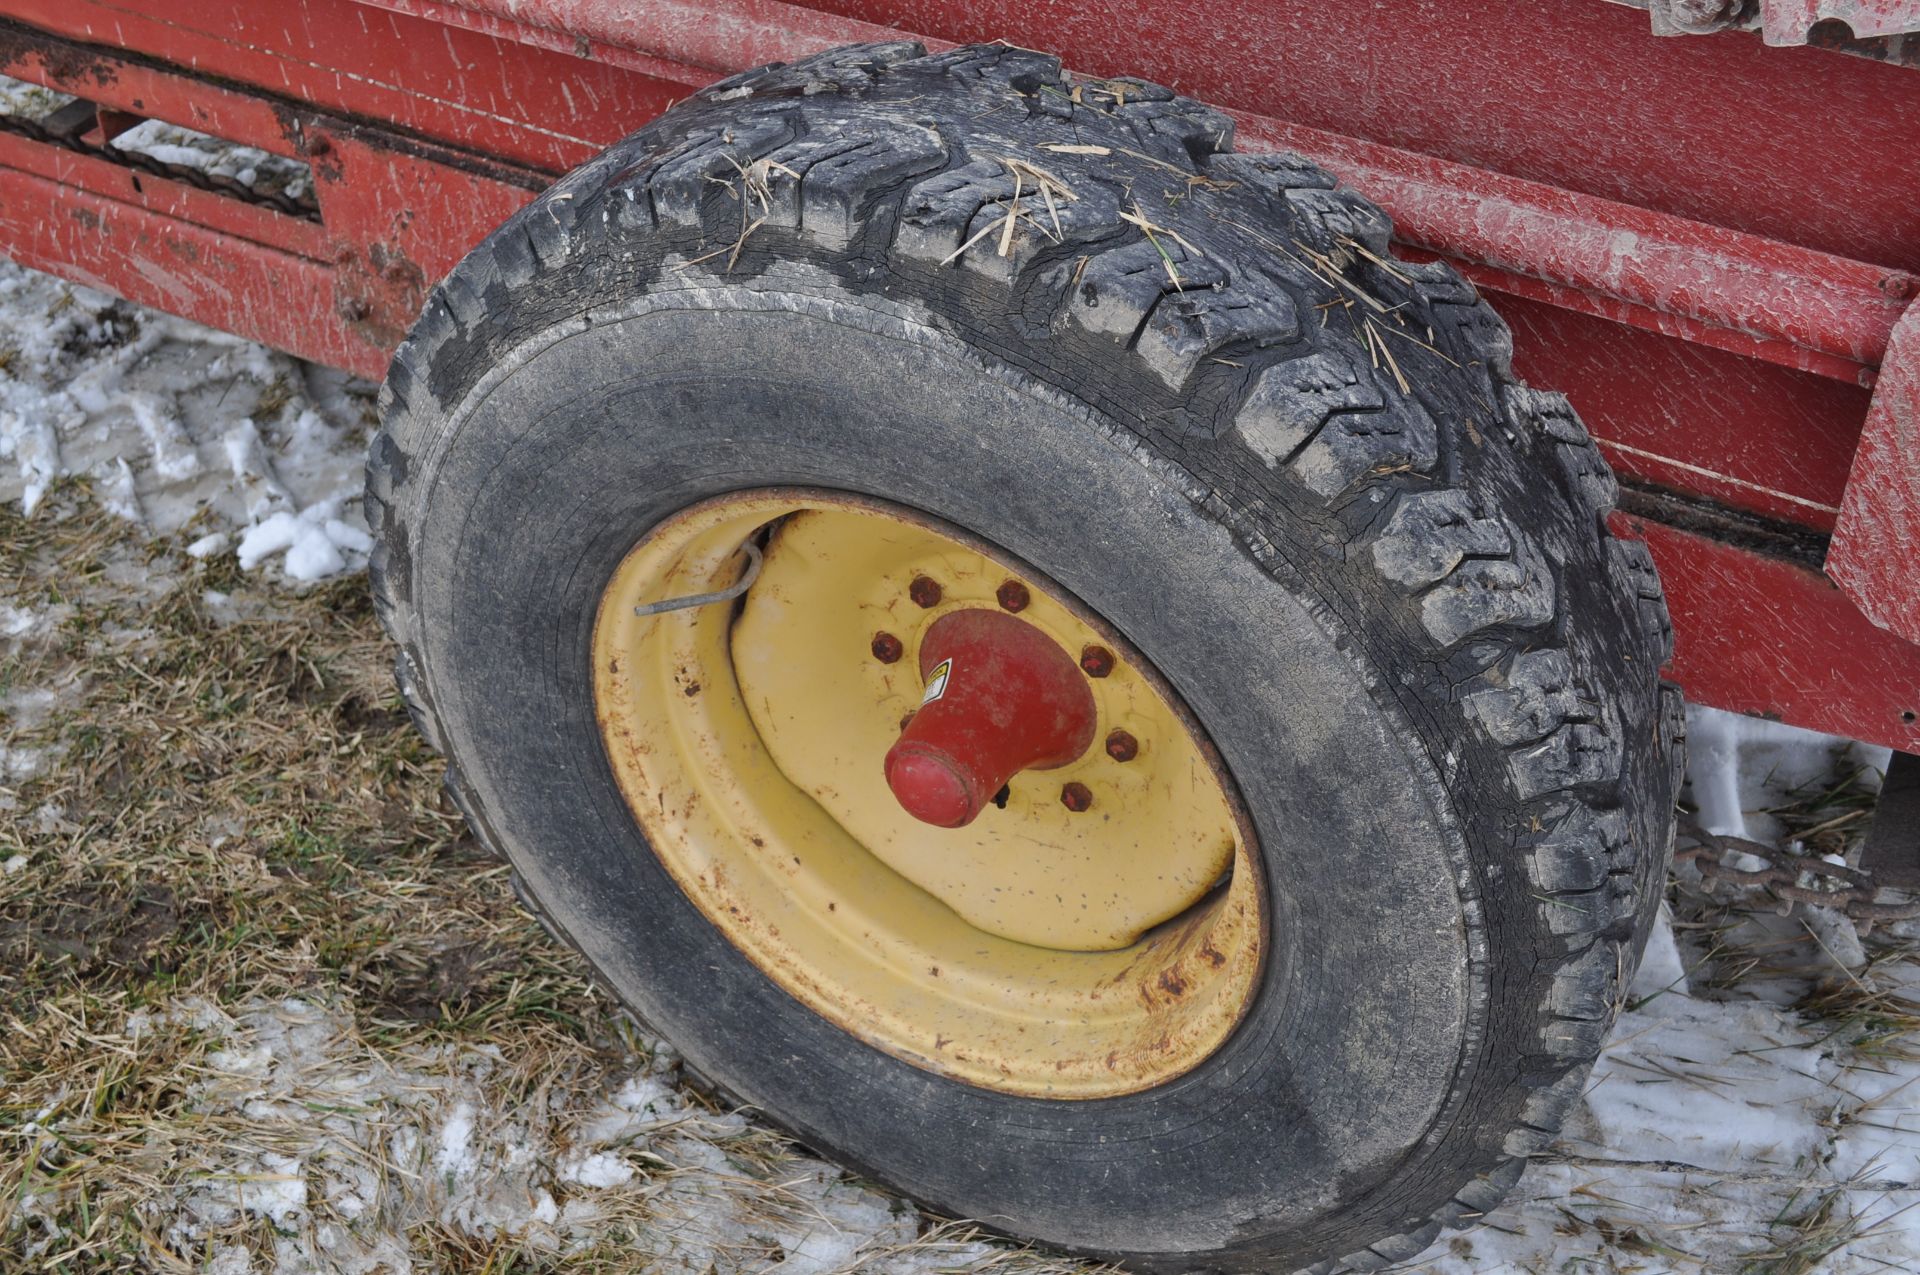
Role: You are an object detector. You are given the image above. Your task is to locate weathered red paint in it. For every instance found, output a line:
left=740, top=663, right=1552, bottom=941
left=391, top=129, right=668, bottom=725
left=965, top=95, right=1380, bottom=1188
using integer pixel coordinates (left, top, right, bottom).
left=1622, top=514, right=1920, bottom=753
left=1829, top=302, right=1920, bottom=646
left=885, top=611, right=1097, bottom=828
left=0, top=0, right=683, bottom=170
left=307, top=124, right=537, bottom=352
left=0, top=161, right=371, bottom=372
left=0, top=0, right=1912, bottom=749
left=1237, top=117, right=1908, bottom=385
left=368, top=0, right=1914, bottom=385
left=0, top=14, right=545, bottom=375
left=1497, top=293, right=1868, bottom=532
left=0, top=129, right=327, bottom=260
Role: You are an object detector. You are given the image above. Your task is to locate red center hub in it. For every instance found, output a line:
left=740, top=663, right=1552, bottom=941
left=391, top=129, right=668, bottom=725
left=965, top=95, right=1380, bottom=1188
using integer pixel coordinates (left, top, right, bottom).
left=883, top=609, right=1098, bottom=828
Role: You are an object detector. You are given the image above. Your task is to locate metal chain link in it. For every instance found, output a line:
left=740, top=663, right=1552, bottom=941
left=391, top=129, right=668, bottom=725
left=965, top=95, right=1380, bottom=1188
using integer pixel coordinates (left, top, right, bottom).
left=0, top=109, right=321, bottom=221
left=1674, top=815, right=1920, bottom=931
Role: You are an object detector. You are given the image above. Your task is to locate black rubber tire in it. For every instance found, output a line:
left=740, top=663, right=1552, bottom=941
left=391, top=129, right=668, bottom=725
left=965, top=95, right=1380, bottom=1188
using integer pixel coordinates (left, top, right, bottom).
left=367, top=43, right=1684, bottom=1274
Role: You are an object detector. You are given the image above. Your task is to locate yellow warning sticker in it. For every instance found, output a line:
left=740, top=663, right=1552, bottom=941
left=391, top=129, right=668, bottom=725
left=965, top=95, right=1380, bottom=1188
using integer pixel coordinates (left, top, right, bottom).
left=920, top=658, right=953, bottom=705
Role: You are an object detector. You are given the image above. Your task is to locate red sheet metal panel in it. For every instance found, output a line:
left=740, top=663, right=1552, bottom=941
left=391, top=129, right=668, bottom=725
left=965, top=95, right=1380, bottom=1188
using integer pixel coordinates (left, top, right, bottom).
left=1497, top=295, right=1867, bottom=532
left=1623, top=513, right=1920, bottom=753
left=0, top=130, right=328, bottom=259
left=0, top=161, right=371, bottom=372
left=364, top=0, right=1915, bottom=387
left=1235, top=115, right=1909, bottom=384
left=0, top=0, right=685, bottom=171
left=792, top=0, right=1920, bottom=271
left=1829, top=303, right=1920, bottom=645
left=306, top=124, right=538, bottom=353
left=0, top=12, right=545, bottom=373
left=370, top=0, right=1920, bottom=268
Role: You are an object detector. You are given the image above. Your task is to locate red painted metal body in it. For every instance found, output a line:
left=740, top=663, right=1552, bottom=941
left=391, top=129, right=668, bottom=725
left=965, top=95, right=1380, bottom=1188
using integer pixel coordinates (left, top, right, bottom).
left=884, top=611, right=1097, bottom=828
left=0, top=0, right=1914, bottom=749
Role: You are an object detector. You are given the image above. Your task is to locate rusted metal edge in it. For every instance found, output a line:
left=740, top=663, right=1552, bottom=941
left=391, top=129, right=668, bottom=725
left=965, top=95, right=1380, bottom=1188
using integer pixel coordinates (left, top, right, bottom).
left=0, top=16, right=555, bottom=190
left=1625, top=0, right=1920, bottom=49
left=0, top=128, right=329, bottom=258
left=1616, top=479, right=1833, bottom=574
left=351, top=0, right=1915, bottom=384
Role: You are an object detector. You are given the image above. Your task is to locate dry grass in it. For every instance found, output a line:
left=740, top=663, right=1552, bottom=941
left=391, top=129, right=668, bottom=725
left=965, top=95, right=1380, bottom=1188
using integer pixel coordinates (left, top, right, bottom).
left=0, top=485, right=597, bottom=1268
left=0, top=490, right=591, bottom=1039
left=0, top=484, right=1098, bottom=1274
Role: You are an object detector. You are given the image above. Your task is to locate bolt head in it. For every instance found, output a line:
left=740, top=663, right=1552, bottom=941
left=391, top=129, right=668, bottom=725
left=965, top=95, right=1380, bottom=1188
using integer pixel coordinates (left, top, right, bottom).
left=871, top=632, right=904, bottom=664
left=1060, top=781, right=1093, bottom=812
left=1079, top=645, right=1115, bottom=678
left=1105, top=729, right=1139, bottom=762
left=996, top=580, right=1030, bottom=612
left=909, top=576, right=943, bottom=608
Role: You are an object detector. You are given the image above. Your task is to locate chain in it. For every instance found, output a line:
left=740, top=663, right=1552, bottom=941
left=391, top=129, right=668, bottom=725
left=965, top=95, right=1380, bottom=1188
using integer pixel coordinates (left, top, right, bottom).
left=0, top=109, right=321, bottom=221
left=1674, top=816, right=1920, bottom=931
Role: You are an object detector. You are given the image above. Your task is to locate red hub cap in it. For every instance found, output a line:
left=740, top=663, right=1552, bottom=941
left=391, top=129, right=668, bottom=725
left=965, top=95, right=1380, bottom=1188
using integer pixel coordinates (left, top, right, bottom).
left=883, top=609, right=1098, bottom=827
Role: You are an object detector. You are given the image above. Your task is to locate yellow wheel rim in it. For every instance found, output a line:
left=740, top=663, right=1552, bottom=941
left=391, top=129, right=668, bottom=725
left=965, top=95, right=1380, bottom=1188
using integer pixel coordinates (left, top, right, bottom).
left=592, top=489, right=1263, bottom=1098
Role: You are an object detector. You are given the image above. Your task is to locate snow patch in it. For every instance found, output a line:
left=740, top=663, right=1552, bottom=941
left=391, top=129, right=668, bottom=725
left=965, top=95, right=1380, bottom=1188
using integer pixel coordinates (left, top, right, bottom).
left=236, top=503, right=372, bottom=580
left=1687, top=703, right=1890, bottom=843
left=186, top=531, right=230, bottom=559
left=559, top=1151, right=635, bottom=1189
left=0, top=259, right=374, bottom=582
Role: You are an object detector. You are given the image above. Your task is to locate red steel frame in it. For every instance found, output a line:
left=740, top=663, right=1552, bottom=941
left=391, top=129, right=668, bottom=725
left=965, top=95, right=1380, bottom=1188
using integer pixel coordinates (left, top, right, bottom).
left=0, top=0, right=1915, bottom=751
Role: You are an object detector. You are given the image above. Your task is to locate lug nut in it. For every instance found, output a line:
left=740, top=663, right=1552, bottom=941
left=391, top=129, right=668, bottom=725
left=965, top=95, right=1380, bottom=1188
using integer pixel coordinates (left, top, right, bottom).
left=996, top=580, right=1030, bottom=612
left=871, top=632, right=904, bottom=663
left=1079, top=645, right=1114, bottom=678
left=909, top=576, right=943, bottom=608
left=1060, top=781, right=1094, bottom=812
left=1105, top=729, right=1138, bottom=762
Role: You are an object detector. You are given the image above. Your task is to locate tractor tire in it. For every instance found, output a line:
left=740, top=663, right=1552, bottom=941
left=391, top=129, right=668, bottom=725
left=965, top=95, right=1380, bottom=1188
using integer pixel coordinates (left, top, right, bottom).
left=367, top=42, right=1683, bottom=1274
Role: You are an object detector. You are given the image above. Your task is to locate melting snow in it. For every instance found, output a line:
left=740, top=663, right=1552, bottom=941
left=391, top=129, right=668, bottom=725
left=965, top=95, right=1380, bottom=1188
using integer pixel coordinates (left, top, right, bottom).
left=0, top=259, right=375, bottom=582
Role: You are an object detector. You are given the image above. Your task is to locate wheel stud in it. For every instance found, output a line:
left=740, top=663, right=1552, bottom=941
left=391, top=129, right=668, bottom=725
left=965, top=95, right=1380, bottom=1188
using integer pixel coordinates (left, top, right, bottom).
left=1060, top=781, right=1094, bottom=812
left=1105, top=729, right=1138, bottom=762
left=996, top=580, right=1030, bottom=612
left=1079, top=645, right=1114, bottom=678
left=909, top=575, right=943, bottom=608
left=872, top=632, right=904, bottom=663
